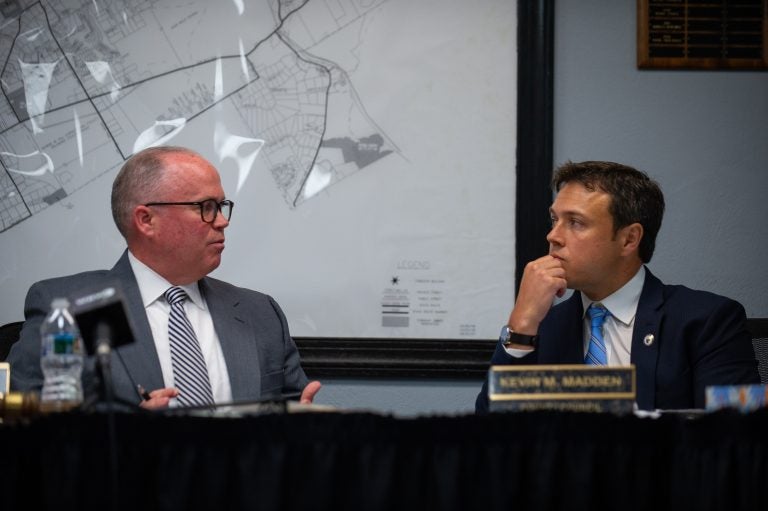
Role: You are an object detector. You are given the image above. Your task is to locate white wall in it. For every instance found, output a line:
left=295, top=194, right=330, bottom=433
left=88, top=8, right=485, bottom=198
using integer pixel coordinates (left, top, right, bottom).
left=553, top=0, right=768, bottom=317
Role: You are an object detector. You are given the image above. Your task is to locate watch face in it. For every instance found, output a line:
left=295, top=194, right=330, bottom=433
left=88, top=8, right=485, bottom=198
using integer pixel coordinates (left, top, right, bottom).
left=499, top=325, right=511, bottom=342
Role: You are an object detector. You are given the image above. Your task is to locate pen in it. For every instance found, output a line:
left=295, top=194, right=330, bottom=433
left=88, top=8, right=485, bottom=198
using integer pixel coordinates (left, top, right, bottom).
left=137, top=384, right=151, bottom=401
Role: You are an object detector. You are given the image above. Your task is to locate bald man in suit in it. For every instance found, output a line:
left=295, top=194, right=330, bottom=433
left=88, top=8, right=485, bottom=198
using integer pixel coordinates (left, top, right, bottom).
left=9, top=146, right=321, bottom=408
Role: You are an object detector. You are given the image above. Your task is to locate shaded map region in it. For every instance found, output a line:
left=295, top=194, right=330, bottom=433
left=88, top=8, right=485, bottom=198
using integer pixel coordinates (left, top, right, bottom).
left=323, top=134, right=392, bottom=170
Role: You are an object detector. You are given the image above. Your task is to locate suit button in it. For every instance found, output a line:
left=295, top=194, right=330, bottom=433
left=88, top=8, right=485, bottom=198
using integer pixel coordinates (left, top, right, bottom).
left=643, top=334, right=655, bottom=346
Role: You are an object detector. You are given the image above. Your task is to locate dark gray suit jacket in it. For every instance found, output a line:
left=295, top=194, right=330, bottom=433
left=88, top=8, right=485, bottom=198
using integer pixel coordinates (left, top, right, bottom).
left=8, top=251, right=308, bottom=405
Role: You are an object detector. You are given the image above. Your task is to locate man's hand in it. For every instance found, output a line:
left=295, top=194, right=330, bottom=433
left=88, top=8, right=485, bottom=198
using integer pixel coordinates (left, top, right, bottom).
left=508, top=255, right=567, bottom=334
left=300, top=380, right=322, bottom=404
left=139, top=387, right=179, bottom=410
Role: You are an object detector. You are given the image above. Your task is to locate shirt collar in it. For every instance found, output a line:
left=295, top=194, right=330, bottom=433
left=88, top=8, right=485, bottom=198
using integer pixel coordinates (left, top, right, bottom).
left=581, top=266, right=645, bottom=326
left=127, top=251, right=205, bottom=310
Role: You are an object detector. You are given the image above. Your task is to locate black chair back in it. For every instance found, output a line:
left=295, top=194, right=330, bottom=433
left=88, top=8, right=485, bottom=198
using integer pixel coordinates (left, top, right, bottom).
left=748, top=318, right=768, bottom=384
left=0, top=321, right=24, bottom=361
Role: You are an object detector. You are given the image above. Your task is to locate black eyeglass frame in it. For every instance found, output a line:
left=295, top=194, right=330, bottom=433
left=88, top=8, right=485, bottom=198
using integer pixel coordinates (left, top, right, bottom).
left=143, top=199, right=234, bottom=223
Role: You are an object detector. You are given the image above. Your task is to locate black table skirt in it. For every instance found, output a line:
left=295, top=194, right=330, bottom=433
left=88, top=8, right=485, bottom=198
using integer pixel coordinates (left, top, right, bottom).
left=2, top=408, right=767, bottom=510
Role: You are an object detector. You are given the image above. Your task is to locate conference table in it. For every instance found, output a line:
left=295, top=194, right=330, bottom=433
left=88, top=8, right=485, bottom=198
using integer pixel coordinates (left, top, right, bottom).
left=1, top=403, right=767, bottom=510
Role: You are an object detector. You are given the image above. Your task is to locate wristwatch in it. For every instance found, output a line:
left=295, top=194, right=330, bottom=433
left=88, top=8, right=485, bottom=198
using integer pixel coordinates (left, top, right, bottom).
left=499, top=325, right=538, bottom=348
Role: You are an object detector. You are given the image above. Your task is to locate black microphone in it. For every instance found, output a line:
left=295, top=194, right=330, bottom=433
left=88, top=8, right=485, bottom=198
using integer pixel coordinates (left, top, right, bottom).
left=71, top=283, right=136, bottom=355
left=72, top=282, right=138, bottom=407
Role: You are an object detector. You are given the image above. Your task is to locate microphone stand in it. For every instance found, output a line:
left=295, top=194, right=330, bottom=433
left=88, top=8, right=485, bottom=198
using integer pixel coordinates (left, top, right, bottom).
left=95, top=322, right=119, bottom=511
left=95, top=322, right=115, bottom=410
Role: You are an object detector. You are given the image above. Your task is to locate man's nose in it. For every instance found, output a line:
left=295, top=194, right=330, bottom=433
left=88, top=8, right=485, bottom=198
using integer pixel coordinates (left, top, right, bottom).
left=213, top=212, right=229, bottom=229
left=546, top=223, right=562, bottom=246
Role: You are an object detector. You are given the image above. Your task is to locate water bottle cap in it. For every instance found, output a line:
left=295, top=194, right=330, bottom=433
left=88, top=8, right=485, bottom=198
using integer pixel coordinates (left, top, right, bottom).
left=51, top=298, right=70, bottom=309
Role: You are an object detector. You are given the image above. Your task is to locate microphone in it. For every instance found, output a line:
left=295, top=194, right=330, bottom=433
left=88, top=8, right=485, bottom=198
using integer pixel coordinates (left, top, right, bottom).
left=71, top=283, right=136, bottom=355
left=72, top=282, right=137, bottom=408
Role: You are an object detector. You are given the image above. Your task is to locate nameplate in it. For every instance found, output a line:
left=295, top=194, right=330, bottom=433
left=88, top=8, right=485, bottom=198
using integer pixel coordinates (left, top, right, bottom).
left=488, top=364, right=636, bottom=414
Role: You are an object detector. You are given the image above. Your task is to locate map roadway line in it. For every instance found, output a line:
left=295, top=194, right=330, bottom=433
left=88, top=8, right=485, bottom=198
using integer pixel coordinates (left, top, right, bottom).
left=38, top=2, right=124, bottom=159
left=0, top=0, right=316, bottom=139
left=276, top=30, right=332, bottom=208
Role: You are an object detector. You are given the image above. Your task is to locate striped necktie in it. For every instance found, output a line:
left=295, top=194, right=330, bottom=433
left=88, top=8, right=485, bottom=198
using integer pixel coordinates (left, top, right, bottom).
left=585, top=303, right=610, bottom=366
left=164, top=287, right=215, bottom=407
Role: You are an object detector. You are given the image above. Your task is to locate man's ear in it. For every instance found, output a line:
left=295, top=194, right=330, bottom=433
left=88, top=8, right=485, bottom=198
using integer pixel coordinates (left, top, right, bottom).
left=132, top=205, right=156, bottom=237
left=620, top=223, right=643, bottom=256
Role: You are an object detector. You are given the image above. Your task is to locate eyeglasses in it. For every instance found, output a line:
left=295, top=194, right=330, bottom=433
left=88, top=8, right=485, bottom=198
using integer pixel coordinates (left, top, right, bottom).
left=144, top=199, right=234, bottom=223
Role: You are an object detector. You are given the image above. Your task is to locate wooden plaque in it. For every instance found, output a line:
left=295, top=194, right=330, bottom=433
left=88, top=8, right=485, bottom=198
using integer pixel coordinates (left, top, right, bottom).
left=638, top=0, right=768, bottom=69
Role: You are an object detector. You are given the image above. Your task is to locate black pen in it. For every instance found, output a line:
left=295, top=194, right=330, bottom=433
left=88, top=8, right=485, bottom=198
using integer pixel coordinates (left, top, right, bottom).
left=137, top=384, right=151, bottom=401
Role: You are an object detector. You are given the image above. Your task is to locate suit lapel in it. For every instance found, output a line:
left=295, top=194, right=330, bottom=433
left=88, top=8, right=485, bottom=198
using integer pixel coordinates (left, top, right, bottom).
left=561, top=294, right=586, bottom=362
left=109, top=251, right=165, bottom=392
left=201, top=278, right=261, bottom=401
left=630, top=268, right=665, bottom=410
left=538, top=293, right=584, bottom=363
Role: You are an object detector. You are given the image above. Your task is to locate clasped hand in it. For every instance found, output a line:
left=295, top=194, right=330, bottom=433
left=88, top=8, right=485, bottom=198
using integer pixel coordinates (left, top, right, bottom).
left=507, top=255, right=567, bottom=335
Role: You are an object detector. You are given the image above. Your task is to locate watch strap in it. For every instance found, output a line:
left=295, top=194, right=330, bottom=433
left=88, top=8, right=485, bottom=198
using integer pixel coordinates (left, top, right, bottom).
left=500, top=325, right=538, bottom=348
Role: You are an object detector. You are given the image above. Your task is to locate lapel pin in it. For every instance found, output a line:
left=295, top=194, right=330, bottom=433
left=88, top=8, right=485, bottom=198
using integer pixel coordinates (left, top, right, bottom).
left=643, top=334, right=655, bottom=346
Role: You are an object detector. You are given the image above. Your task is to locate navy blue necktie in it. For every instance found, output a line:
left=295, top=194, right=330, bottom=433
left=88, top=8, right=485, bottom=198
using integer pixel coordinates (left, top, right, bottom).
left=585, top=303, right=610, bottom=366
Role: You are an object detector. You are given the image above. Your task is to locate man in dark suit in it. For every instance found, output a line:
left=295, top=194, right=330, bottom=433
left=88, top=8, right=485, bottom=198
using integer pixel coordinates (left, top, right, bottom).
left=476, top=161, right=759, bottom=413
left=9, top=146, right=321, bottom=408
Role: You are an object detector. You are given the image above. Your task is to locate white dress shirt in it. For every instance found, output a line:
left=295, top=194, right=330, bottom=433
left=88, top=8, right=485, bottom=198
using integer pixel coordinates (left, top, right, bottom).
left=504, top=267, right=646, bottom=365
left=128, top=251, right=233, bottom=405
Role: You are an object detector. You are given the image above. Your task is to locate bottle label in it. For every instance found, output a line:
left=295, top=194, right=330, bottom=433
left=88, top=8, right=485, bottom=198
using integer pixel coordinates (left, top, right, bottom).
left=53, top=333, right=76, bottom=355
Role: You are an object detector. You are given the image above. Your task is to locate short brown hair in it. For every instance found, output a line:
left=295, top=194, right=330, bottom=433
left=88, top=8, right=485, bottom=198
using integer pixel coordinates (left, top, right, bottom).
left=552, top=161, right=665, bottom=263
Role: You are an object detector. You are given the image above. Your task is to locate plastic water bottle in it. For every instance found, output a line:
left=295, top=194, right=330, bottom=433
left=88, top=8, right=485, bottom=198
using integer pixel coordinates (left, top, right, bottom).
left=40, top=298, right=84, bottom=409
